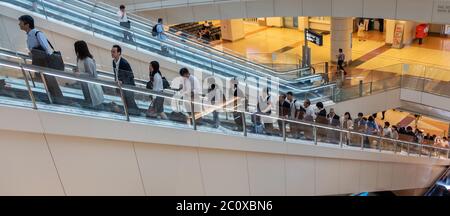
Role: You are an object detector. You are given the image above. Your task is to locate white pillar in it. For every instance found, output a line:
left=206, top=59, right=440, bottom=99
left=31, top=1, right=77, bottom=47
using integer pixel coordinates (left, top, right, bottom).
left=220, top=19, right=245, bottom=42
left=298, top=16, right=309, bottom=31
left=330, top=17, right=353, bottom=64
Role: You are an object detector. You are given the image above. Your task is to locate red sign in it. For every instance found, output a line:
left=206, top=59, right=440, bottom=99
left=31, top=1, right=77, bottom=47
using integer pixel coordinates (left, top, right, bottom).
left=416, top=24, right=429, bottom=39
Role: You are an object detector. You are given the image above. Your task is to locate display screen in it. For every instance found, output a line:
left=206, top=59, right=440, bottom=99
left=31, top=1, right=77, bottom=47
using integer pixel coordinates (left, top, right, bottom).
left=306, top=29, right=323, bottom=46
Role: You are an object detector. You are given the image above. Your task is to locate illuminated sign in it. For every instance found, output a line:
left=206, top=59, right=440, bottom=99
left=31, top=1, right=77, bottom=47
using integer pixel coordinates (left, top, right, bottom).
left=306, top=29, right=323, bottom=46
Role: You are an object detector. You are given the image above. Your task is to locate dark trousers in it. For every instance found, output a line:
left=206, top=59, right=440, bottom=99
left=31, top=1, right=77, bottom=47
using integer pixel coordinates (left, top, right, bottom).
left=264, top=123, right=274, bottom=135
left=337, top=60, right=345, bottom=73
left=120, top=22, right=134, bottom=42
left=213, top=111, right=220, bottom=128
left=123, top=30, right=133, bottom=42
left=277, top=119, right=285, bottom=135
left=123, top=90, right=139, bottom=115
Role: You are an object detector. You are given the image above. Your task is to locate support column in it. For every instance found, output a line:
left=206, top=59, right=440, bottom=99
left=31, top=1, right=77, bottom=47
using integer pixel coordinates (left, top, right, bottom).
left=330, top=17, right=353, bottom=64
left=298, top=16, right=309, bottom=31
left=220, top=19, right=245, bottom=42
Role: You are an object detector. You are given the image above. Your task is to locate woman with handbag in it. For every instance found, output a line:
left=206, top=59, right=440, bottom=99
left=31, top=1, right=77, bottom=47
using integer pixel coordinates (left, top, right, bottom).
left=74, top=40, right=104, bottom=109
left=147, top=61, right=168, bottom=120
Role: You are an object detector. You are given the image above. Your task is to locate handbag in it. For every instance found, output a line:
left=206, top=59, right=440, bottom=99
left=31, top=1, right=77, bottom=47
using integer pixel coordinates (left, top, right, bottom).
left=120, top=21, right=131, bottom=29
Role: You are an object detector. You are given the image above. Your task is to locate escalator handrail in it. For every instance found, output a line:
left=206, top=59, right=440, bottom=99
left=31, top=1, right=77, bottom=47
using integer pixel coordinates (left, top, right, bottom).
left=32, top=0, right=316, bottom=90
left=1, top=57, right=450, bottom=157
left=0, top=47, right=339, bottom=99
left=78, top=0, right=318, bottom=75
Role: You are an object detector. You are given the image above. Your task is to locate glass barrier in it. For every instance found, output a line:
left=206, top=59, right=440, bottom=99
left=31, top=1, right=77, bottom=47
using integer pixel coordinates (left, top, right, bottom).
left=1, top=56, right=449, bottom=160
left=28, top=0, right=324, bottom=80
left=2, top=0, right=449, bottom=109
left=402, top=64, right=450, bottom=97
left=2, top=0, right=341, bottom=104
left=0, top=65, right=35, bottom=108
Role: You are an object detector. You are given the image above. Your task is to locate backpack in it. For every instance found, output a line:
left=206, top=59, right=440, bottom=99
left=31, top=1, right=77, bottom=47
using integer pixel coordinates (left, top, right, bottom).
left=151, top=24, right=158, bottom=37
left=162, top=77, right=170, bottom=89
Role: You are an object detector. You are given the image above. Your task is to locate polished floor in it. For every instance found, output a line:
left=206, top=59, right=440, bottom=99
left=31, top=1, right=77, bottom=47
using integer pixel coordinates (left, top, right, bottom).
left=214, top=23, right=450, bottom=83
left=373, top=109, right=448, bottom=139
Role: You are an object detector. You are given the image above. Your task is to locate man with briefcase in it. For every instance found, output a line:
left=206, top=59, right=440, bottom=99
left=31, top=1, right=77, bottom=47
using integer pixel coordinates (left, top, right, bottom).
left=19, top=15, right=65, bottom=104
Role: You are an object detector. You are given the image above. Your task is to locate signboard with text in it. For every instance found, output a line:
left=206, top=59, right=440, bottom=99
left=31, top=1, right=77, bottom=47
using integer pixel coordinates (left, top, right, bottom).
left=306, top=29, right=323, bottom=46
left=392, top=23, right=404, bottom=49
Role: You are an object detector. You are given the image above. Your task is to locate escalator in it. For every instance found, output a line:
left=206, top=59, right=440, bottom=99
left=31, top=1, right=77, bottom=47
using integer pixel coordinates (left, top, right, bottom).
left=1, top=0, right=332, bottom=101
left=424, top=167, right=450, bottom=196
left=1, top=47, right=449, bottom=162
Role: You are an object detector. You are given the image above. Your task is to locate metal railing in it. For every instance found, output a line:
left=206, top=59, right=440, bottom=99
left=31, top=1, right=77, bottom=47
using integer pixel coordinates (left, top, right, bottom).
left=85, top=0, right=319, bottom=74
left=2, top=0, right=334, bottom=100
left=33, top=0, right=318, bottom=77
left=0, top=57, right=448, bottom=160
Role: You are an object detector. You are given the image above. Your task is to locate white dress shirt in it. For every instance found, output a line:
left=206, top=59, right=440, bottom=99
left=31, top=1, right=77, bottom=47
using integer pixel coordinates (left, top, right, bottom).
left=304, top=105, right=316, bottom=120
left=117, top=10, right=129, bottom=22
left=153, top=72, right=163, bottom=92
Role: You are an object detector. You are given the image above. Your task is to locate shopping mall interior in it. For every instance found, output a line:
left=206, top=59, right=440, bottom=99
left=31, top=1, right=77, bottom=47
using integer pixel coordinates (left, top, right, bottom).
left=0, top=0, right=449, bottom=196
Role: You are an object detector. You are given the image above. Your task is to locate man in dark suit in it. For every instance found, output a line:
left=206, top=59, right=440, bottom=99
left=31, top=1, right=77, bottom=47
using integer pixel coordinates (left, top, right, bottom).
left=111, top=45, right=140, bottom=115
left=315, top=102, right=328, bottom=141
left=315, top=102, right=327, bottom=122
left=327, top=108, right=341, bottom=143
left=327, top=108, right=340, bottom=127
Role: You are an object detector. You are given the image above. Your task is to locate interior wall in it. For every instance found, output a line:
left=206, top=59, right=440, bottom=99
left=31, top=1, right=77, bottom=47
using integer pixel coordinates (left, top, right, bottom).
left=126, top=0, right=450, bottom=24
left=0, top=104, right=448, bottom=195
left=329, top=88, right=403, bottom=119
left=0, top=127, right=446, bottom=196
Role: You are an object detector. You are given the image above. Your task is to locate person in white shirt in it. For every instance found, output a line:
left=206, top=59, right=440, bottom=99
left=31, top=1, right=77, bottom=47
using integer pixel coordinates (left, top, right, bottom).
left=303, top=99, right=316, bottom=122
left=442, top=137, right=449, bottom=148
left=382, top=122, right=393, bottom=138
left=179, top=68, right=202, bottom=122
left=341, top=112, right=354, bottom=145
left=117, top=5, right=133, bottom=42
left=179, top=68, right=201, bottom=95
left=148, top=61, right=167, bottom=120
left=381, top=121, right=394, bottom=151
left=302, top=99, right=316, bottom=140
left=357, top=21, right=365, bottom=41
left=257, top=87, right=274, bottom=135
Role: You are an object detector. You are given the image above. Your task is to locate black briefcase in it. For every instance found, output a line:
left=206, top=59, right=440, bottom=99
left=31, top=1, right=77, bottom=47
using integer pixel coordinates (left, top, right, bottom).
left=47, top=51, right=64, bottom=71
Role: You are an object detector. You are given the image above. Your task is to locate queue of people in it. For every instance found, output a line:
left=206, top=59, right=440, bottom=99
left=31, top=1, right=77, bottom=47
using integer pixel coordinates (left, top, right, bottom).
left=17, top=14, right=449, bottom=153
left=249, top=90, right=449, bottom=152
